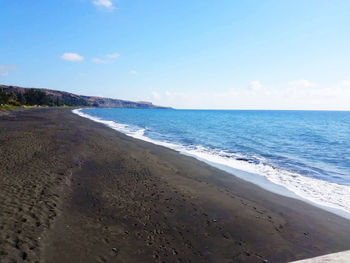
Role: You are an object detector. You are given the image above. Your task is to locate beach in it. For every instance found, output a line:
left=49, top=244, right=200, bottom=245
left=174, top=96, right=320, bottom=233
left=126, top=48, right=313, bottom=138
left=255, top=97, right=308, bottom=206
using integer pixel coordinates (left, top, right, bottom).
left=1, top=108, right=350, bottom=263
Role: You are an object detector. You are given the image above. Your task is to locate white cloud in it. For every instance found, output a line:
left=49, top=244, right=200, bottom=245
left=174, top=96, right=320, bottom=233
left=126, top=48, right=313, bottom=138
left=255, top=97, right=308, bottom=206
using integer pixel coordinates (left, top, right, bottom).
left=92, top=53, right=120, bottom=64
left=61, top=53, right=84, bottom=62
left=0, top=64, right=17, bottom=76
left=92, top=58, right=110, bottom=64
left=288, top=79, right=316, bottom=88
left=149, top=81, right=350, bottom=111
left=107, top=53, right=120, bottom=59
left=340, top=80, right=350, bottom=87
left=93, top=0, right=114, bottom=9
left=152, top=91, right=161, bottom=100
left=249, top=81, right=263, bottom=91
left=130, top=70, right=137, bottom=75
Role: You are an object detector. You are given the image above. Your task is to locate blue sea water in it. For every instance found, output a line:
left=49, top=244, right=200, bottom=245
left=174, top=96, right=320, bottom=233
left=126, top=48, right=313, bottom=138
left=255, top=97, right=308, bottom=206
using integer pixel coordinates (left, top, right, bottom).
left=74, top=108, right=350, bottom=215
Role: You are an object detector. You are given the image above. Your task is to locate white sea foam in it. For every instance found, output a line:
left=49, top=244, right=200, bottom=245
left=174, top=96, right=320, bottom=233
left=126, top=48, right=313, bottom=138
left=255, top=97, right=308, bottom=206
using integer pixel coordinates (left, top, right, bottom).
left=73, top=108, right=350, bottom=216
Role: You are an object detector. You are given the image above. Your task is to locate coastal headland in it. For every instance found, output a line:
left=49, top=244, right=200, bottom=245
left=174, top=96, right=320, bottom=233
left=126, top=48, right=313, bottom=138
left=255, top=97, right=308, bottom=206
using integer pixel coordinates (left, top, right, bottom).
left=1, top=108, right=350, bottom=263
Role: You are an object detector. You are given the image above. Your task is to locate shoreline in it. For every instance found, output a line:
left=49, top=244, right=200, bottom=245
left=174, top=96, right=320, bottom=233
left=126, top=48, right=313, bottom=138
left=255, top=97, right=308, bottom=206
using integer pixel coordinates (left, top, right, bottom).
left=191, top=158, right=350, bottom=221
left=1, top=108, right=350, bottom=262
left=73, top=108, right=350, bottom=220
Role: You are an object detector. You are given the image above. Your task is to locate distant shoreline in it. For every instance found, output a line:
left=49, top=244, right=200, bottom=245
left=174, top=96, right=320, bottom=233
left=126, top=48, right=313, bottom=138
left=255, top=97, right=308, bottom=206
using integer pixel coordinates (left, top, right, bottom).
left=1, top=108, right=350, bottom=262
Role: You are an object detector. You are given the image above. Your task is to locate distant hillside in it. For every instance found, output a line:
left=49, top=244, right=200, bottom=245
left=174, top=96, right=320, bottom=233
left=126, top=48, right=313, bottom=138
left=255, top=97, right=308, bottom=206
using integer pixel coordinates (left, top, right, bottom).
left=0, top=85, right=170, bottom=109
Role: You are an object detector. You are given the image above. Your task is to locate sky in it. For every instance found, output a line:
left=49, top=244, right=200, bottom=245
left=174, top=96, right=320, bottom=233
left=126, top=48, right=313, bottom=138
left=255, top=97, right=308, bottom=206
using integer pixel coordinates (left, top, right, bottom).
left=1, top=0, right=350, bottom=110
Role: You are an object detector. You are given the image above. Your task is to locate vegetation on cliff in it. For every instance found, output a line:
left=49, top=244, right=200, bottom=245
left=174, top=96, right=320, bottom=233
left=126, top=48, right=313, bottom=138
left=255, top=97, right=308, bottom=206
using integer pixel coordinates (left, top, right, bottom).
left=0, top=87, right=88, bottom=107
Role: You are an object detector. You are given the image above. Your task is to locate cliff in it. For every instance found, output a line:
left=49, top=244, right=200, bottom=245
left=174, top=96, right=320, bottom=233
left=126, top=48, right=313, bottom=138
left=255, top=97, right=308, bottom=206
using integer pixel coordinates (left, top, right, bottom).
left=0, top=85, right=170, bottom=109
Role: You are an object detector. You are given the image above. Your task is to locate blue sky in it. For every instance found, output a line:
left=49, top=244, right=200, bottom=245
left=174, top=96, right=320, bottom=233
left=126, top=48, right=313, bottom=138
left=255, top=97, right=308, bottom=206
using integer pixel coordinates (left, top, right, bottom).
left=1, top=0, right=350, bottom=109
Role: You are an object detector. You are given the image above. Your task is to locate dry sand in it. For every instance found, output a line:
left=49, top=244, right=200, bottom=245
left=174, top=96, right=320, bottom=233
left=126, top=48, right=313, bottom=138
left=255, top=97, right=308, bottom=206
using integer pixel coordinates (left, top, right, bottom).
left=1, top=108, right=350, bottom=263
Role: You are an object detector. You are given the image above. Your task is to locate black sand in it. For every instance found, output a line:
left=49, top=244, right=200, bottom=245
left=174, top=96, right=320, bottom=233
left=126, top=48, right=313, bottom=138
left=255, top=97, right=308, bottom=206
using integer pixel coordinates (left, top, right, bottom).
left=1, top=108, right=350, bottom=263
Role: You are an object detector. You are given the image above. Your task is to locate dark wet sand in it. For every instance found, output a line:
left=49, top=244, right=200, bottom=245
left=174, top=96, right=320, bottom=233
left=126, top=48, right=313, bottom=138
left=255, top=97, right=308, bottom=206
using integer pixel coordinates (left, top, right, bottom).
left=1, top=108, right=350, bottom=263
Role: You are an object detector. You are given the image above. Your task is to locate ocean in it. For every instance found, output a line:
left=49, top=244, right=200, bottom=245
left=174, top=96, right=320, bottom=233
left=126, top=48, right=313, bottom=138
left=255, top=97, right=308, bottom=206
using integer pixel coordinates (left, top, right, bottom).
left=73, top=108, right=350, bottom=216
